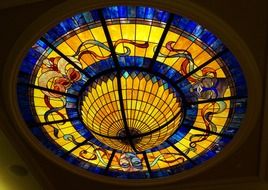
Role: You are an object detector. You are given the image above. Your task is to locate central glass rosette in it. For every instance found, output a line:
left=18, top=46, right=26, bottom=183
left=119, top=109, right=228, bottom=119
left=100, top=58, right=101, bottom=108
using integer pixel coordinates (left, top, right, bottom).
left=81, top=70, right=183, bottom=152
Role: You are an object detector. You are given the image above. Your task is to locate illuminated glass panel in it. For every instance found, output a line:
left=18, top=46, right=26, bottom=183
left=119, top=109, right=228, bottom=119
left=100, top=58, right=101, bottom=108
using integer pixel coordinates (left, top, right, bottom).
left=17, top=6, right=247, bottom=179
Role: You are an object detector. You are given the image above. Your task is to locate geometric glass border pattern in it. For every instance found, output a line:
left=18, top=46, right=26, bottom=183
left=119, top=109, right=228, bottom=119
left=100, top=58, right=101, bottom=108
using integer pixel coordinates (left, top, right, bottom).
left=17, top=6, right=247, bottom=179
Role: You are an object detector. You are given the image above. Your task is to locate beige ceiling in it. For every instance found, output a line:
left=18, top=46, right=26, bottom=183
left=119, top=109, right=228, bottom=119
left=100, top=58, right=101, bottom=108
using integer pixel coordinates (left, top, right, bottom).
left=0, top=0, right=267, bottom=189
left=1, top=1, right=47, bottom=189
left=0, top=129, right=41, bottom=190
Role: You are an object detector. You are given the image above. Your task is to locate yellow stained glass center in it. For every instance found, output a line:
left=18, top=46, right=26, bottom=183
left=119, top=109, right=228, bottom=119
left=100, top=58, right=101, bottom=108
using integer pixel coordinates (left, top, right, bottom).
left=81, top=72, right=183, bottom=152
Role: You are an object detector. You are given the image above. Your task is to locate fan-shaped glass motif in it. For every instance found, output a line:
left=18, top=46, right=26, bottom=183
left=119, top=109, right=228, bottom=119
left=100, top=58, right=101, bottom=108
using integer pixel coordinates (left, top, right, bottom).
left=17, top=6, right=247, bottom=179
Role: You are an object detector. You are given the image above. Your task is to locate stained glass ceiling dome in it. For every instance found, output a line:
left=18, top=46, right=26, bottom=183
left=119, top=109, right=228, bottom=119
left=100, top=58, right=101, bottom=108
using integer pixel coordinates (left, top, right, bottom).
left=17, top=5, right=248, bottom=179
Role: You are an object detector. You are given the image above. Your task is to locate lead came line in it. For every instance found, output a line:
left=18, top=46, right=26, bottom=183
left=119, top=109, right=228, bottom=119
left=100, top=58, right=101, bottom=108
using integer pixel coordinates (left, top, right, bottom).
left=186, top=96, right=247, bottom=106
left=189, top=125, right=233, bottom=138
left=40, top=37, right=91, bottom=78
left=98, top=9, right=138, bottom=152
left=104, top=150, right=116, bottom=174
left=148, top=13, right=174, bottom=70
left=19, top=83, right=78, bottom=98
left=176, top=48, right=228, bottom=83
left=166, top=140, right=196, bottom=165
left=143, top=152, right=152, bottom=177
left=37, top=117, right=79, bottom=126
left=62, top=136, right=94, bottom=159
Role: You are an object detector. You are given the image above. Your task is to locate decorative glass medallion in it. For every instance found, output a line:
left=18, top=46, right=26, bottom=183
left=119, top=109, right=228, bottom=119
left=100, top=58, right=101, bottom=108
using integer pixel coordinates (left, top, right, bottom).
left=17, top=6, right=248, bottom=179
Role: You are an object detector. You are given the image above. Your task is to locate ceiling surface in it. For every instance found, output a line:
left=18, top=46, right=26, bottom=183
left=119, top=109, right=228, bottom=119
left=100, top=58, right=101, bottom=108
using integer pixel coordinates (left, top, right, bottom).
left=0, top=0, right=267, bottom=189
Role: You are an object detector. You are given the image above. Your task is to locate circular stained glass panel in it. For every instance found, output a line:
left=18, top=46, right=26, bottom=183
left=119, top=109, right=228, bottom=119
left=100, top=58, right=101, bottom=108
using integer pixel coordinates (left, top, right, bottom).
left=17, top=6, right=248, bottom=179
